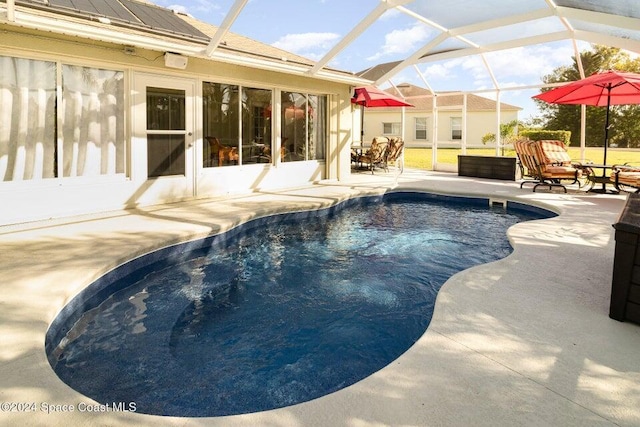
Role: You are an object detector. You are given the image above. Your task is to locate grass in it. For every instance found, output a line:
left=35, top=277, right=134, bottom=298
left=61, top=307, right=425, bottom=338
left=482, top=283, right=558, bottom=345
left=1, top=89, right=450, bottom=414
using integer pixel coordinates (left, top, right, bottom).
left=403, top=147, right=640, bottom=170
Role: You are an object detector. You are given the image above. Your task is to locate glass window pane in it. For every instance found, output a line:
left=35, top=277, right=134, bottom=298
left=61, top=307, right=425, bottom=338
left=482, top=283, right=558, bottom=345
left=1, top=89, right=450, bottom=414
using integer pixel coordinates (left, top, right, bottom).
left=147, top=87, right=185, bottom=131
left=415, top=117, right=427, bottom=140
left=62, top=65, right=125, bottom=176
left=242, top=87, right=272, bottom=164
left=0, top=55, right=56, bottom=181
left=147, top=134, right=185, bottom=177
left=203, top=82, right=240, bottom=167
left=281, top=91, right=308, bottom=162
left=451, top=117, right=462, bottom=140
left=146, top=86, right=186, bottom=177
left=384, top=122, right=401, bottom=135
left=308, top=95, right=326, bottom=160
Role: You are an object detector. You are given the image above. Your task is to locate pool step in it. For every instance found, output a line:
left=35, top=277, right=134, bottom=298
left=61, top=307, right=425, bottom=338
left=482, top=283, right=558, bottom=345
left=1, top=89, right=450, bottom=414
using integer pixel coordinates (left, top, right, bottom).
left=489, top=198, right=507, bottom=208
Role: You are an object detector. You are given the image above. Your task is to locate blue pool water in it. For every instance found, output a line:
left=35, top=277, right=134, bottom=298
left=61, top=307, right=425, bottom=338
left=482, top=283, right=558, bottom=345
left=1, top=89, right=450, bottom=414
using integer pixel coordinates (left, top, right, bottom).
left=47, top=193, right=552, bottom=417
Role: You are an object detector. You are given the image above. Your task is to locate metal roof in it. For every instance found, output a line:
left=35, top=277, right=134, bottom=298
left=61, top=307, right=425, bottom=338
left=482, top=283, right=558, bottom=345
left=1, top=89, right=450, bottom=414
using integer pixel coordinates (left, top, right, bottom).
left=17, top=0, right=209, bottom=41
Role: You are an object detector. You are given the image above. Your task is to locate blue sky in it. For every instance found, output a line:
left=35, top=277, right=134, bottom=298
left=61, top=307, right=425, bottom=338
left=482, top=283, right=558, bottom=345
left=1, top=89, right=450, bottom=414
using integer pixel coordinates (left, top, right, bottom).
left=150, top=0, right=594, bottom=121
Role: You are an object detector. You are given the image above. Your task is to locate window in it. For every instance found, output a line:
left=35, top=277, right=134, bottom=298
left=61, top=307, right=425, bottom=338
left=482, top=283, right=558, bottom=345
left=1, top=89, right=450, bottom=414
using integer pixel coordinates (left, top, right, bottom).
left=383, top=122, right=401, bottom=135
left=202, top=83, right=272, bottom=166
left=62, top=65, right=125, bottom=177
left=281, top=92, right=326, bottom=162
left=0, top=56, right=56, bottom=181
left=0, top=55, right=125, bottom=182
left=203, top=85, right=326, bottom=166
left=451, top=117, right=462, bottom=140
left=309, top=95, right=326, bottom=161
left=415, top=117, right=427, bottom=140
left=146, top=87, right=185, bottom=177
left=242, top=87, right=272, bottom=164
left=202, top=82, right=240, bottom=167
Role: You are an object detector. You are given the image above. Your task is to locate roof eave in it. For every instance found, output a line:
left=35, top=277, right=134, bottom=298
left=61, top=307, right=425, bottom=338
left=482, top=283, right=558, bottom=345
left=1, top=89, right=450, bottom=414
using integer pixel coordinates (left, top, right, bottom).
left=3, top=9, right=205, bottom=54
left=1, top=8, right=370, bottom=87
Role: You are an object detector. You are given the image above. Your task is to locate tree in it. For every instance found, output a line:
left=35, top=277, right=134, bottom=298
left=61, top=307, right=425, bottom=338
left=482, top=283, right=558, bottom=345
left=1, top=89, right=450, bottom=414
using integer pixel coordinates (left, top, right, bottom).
left=481, top=119, right=520, bottom=145
left=535, top=45, right=640, bottom=148
left=481, top=119, right=521, bottom=156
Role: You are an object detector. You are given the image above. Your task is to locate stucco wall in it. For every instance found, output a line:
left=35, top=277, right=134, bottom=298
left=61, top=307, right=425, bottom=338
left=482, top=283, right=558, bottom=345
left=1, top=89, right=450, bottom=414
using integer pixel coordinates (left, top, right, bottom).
left=0, top=26, right=355, bottom=225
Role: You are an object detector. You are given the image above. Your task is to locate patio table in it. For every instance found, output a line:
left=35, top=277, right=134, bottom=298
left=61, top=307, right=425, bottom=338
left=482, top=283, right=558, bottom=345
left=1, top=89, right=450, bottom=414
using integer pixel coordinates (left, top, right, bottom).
left=584, top=164, right=618, bottom=193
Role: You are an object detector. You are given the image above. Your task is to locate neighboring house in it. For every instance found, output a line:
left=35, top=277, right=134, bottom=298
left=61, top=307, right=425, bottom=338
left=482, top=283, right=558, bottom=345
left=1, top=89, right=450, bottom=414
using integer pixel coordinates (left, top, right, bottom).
left=0, top=0, right=365, bottom=226
left=357, top=83, right=521, bottom=148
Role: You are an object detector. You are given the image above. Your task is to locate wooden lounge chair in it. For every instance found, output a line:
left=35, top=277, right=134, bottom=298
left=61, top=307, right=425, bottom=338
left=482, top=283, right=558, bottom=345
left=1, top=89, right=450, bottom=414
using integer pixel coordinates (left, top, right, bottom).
left=515, top=139, right=584, bottom=193
left=356, top=136, right=388, bottom=174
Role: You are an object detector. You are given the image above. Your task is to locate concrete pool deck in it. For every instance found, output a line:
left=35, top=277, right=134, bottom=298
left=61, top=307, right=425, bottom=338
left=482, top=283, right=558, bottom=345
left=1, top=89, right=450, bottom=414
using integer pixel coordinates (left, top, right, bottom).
left=1, top=169, right=639, bottom=426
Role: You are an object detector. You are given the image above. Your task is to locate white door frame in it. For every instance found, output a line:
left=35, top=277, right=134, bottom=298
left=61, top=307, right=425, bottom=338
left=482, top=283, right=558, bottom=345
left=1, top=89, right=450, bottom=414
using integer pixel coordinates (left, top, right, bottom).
left=132, top=73, right=196, bottom=200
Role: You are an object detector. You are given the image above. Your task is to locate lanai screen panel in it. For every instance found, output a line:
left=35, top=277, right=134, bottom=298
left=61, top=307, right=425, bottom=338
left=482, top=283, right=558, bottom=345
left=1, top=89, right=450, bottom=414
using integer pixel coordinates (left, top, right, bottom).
left=555, top=0, right=640, bottom=19
left=403, top=0, right=549, bottom=29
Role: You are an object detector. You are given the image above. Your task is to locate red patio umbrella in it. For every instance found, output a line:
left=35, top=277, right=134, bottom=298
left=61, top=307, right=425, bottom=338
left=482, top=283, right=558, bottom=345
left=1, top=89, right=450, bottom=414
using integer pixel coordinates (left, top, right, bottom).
left=351, top=86, right=412, bottom=143
left=532, top=70, right=640, bottom=165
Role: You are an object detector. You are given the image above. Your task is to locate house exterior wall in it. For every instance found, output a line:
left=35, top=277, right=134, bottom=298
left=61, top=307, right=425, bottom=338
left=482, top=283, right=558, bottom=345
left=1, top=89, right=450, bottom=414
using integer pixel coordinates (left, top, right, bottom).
left=361, top=109, right=519, bottom=148
left=0, top=26, right=355, bottom=226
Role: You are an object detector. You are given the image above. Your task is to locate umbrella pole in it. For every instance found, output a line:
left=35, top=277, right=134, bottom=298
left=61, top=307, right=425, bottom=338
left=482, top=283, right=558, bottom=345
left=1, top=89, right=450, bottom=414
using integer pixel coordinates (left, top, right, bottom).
left=592, top=85, right=613, bottom=194
left=360, top=105, right=365, bottom=144
left=603, top=84, right=611, bottom=168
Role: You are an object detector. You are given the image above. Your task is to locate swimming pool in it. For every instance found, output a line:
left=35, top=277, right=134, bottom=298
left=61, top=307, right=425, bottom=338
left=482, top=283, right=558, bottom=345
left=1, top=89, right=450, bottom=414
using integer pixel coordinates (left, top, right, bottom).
left=46, top=192, right=553, bottom=417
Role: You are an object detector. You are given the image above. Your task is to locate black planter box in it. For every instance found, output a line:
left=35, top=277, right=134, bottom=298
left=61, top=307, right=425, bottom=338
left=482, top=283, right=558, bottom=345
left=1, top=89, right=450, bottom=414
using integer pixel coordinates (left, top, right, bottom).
left=610, top=193, right=640, bottom=324
left=458, top=155, right=516, bottom=181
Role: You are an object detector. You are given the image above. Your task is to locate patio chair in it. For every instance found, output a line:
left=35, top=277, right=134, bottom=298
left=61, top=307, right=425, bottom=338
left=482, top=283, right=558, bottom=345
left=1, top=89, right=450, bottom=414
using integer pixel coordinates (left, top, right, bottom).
left=513, top=138, right=540, bottom=188
left=385, top=137, right=405, bottom=173
left=517, top=139, right=584, bottom=193
left=536, top=139, right=593, bottom=188
left=611, top=165, right=640, bottom=193
left=356, top=136, right=388, bottom=174
left=206, top=136, right=239, bottom=167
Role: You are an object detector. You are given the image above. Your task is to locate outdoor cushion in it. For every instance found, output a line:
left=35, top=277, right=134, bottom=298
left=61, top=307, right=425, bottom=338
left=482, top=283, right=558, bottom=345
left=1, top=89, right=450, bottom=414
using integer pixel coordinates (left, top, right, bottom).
left=537, top=140, right=572, bottom=165
left=513, top=139, right=538, bottom=176
left=531, top=140, right=581, bottom=177
left=545, top=165, right=582, bottom=175
left=612, top=170, right=640, bottom=186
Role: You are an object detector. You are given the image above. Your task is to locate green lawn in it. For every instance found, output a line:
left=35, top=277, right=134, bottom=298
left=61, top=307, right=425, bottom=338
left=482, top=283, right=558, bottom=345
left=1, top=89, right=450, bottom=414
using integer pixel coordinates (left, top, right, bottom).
left=403, top=147, right=640, bottom=170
